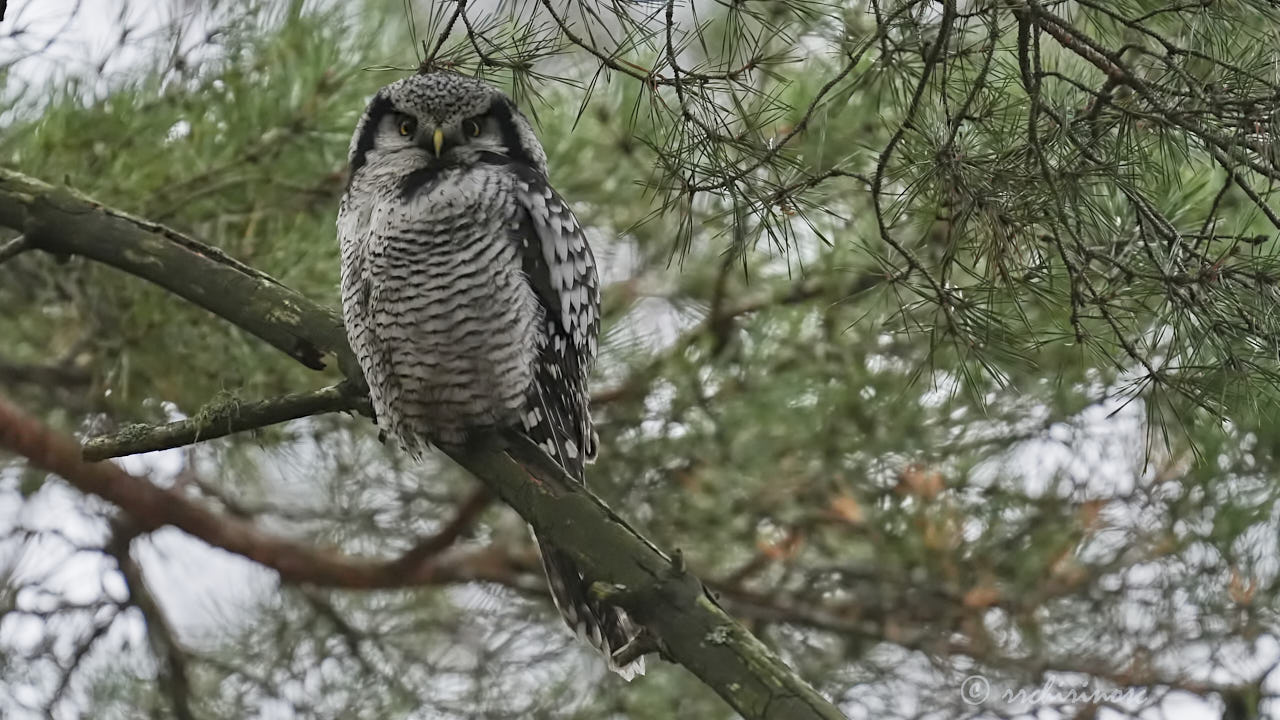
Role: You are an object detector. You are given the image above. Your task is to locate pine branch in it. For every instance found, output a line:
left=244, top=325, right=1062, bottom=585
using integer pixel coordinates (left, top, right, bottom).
left=0, top=168, right=358, bottom=376
left=81, top=383, right=367, bottom=461
left=0, top=167, right=848, bottom=720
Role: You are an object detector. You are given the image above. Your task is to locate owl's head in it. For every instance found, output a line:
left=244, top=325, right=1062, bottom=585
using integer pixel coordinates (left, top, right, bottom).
left=346, top=72, right=548, bottom=182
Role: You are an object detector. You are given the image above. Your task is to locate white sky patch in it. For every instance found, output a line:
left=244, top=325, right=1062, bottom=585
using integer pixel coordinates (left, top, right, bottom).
left=132, top=529, right=278, bottom=642
left=1, top=0, right=220, bottom=121
left=164, top=118, right=191, bottom=143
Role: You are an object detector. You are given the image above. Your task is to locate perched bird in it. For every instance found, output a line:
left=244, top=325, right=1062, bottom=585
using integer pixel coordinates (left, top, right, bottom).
left=337, top=72, right=643, bottom=679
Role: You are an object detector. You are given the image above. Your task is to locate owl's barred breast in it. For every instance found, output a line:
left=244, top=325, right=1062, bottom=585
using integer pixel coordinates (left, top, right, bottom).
left=341, top=165, right=542, bottom=451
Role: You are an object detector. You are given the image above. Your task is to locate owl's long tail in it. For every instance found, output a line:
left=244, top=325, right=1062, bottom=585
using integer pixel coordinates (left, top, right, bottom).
left=522, top=382, right=644, bottom=680
left=536, top=540, right=646, bottom=680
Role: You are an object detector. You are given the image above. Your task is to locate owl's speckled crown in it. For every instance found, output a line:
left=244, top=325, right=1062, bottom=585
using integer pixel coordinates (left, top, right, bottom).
left=383, top=72, right=498, bottom=127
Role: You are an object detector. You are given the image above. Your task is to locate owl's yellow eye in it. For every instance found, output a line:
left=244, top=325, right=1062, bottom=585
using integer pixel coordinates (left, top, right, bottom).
left=466, top=120, right=481, bottom=137
left=398, top=118, right=416, bottom=137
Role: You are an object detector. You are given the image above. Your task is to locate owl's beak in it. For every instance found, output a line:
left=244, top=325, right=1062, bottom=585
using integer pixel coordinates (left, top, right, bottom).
left=432, top=127, right=444, bottom=158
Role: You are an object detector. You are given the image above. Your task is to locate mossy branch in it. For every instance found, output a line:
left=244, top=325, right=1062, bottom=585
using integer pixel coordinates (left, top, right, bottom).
left=80, top=383, right=368, bottom=461
left=0, top=168, right=359, bottom=377
left=0, top=167, right=848, bottom=720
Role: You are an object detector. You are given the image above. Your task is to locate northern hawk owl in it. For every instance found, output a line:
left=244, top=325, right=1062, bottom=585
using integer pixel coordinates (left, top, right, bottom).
left=337, top=72, right=643, bottom=679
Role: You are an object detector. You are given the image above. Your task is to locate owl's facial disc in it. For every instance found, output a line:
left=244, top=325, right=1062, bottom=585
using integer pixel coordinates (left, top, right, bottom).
left=348, top=73, right=549, bottom=182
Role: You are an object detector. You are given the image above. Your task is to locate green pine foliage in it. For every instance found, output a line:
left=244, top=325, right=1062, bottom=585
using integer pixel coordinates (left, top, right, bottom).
left=4, top=0, right=1280, bottom=718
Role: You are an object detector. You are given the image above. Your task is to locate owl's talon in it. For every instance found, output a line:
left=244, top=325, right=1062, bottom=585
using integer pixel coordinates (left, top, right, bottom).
left=610, top=628, right=666, bottom=666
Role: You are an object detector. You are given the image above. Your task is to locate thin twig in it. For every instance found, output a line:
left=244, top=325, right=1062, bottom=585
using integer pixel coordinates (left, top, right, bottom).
left=81, top=383, right=366, bottom=461
left=0, top=234, right=29, bottom=263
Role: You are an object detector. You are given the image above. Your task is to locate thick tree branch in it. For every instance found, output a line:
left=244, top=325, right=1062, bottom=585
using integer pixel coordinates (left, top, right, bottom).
left=0, top=168, right=359, bottom=377
left=0, top=168, right=847, bottom=720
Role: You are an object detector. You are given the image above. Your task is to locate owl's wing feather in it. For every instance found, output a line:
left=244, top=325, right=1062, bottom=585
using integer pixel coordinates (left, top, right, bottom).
left=512, top=166, right=600, bottom=368
left=337, top=198, right=380, bottom=412
left=510, top=165, right=601, bottom=481
left=508, top=170, right=640, bottom=678
left=337, top=195, right=412, bottom=452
